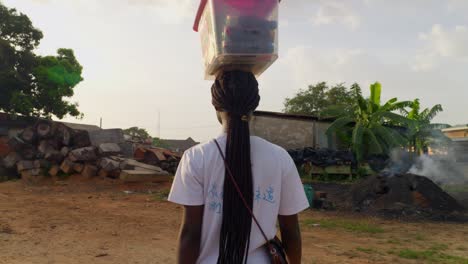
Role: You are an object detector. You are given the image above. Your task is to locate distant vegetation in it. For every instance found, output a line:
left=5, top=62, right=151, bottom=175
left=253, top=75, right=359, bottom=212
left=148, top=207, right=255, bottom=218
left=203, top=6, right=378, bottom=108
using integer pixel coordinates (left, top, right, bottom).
left=0, top=2, right=83, bottom=119
left=285, top=82, right=449, bottom=164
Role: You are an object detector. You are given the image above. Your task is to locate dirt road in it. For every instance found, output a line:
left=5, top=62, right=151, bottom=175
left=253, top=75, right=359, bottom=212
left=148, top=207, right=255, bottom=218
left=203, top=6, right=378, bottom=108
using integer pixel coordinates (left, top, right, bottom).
left=1, top=178, right=467, bottom=264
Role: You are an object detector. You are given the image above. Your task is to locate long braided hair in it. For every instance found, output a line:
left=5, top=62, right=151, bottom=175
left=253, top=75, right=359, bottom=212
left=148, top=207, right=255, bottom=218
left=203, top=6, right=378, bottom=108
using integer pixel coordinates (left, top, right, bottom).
left=211, top=71, right=260, bottom=264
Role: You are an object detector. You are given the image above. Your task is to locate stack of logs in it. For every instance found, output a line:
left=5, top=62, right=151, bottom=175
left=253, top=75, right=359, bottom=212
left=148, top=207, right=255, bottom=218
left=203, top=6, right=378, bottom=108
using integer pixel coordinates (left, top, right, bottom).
left=1, top=120, right=169, bottom=182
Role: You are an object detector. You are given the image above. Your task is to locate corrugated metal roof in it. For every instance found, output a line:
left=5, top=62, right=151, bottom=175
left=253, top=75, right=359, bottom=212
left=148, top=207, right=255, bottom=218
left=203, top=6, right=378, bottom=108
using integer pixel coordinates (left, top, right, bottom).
left=253, top=110, right=335, bottom=122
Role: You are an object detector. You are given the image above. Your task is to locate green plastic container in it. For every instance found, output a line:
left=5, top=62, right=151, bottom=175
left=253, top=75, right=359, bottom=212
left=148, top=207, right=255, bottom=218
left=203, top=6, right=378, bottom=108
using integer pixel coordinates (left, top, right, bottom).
left=303, top=184, right=314, bottom=208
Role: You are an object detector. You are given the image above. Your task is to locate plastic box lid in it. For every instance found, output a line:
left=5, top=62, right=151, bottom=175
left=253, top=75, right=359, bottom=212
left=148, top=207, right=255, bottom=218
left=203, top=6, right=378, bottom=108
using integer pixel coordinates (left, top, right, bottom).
left=193, top=0, right=281, bottom=32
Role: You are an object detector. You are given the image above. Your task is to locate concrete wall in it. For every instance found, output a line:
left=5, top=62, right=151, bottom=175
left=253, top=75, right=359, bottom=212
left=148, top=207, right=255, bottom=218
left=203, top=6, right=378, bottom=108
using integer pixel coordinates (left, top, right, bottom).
left=250, top=116, right=334, bottom=150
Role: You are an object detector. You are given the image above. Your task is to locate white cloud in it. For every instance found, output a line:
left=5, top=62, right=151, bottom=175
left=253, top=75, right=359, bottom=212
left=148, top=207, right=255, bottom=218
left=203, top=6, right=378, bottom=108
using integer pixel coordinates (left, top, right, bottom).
left=412, top=24, right=468, bottom=71
left=311, top=1, right=360, bottom=30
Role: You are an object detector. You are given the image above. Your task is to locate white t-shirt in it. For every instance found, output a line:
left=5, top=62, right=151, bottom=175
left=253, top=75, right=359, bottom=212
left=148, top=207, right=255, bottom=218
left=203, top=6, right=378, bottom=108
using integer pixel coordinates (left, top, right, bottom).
left=168, top=134, right=309, bottom=264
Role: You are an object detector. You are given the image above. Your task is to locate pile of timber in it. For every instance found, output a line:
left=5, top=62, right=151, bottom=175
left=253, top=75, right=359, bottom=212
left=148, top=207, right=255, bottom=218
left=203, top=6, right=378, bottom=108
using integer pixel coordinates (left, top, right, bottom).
left=1, top=120, right=170, bottom=182
left=134, top=147, right=181, bottom=174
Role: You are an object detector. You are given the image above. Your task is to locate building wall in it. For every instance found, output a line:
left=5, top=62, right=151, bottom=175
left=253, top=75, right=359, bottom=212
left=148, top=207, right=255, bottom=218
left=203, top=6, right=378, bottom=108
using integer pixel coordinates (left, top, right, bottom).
left=250, top=116, right=334, bottom=150
left=444, top=130, right=468, bottom=139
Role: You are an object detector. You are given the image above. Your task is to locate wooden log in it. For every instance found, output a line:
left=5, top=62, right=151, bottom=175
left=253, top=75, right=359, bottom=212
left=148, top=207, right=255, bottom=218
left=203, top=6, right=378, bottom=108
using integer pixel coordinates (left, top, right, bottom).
left=81, top=164, right=98, bottom=178
left=120, top=170, right=172, bottom=182
left=54, top=123, right=72, bottom=146
left=60, top=146, right=70, bottom=157
left=20, top=127, right=36, bottom=143
left=60, top=159, right=75, bottom=174
left=122, top=159, right=169, bottom=175
left=68, top=147, right=97, bottom=162
left=48, top=165, right=60, bottom=177
left=17, top=160, right=36, bottom=172
left=0, top=137, right=12, bottom=158
left=36, top=121, right=52, bottom=139
left=21, top=144, right=38, bottom=160
left=39, top=159, right=51, bottom=168
left=21, top=168, right=43, bottom=184
left=70, top=130, right=91, bottom=148
left=73, top=163, right=84, bottom=173
left=44, top=150, right=64, bottom=163
left=98, top=143, right=121, bottom=156
left=98, top=169, right=109, bottom=178
left=7, top=136, right=24, bottom=151
left=99, top=158, right=120, bottom=172
left=2, top=152, right=22, bottom=169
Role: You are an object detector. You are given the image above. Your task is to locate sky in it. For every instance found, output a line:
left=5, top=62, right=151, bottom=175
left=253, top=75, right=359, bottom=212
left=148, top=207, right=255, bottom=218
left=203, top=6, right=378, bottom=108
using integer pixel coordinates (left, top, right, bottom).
left=2, top=0, right=468, bottom=142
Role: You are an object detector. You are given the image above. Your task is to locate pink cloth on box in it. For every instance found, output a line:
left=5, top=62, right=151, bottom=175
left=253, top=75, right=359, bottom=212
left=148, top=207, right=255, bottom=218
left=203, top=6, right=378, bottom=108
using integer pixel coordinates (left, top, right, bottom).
left=225, top=0, right=277, bottom=17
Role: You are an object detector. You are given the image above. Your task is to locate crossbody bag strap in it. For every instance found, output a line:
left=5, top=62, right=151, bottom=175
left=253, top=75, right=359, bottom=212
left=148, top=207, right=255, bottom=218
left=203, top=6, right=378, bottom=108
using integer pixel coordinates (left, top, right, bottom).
left=213, top=139, right=272, bottom=246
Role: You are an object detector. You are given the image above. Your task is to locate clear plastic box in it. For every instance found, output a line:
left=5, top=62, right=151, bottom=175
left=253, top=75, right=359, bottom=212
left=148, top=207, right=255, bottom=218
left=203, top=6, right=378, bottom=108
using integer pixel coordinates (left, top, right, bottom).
left=194, top=0, right=279, bottom=79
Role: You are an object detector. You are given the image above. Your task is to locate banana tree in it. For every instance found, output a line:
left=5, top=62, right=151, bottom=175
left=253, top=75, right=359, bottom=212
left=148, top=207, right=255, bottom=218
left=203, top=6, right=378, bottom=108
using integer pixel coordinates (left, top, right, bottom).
left=400, top=99, right=450, bottom=155
left=323, top=82, right=412, bottom=162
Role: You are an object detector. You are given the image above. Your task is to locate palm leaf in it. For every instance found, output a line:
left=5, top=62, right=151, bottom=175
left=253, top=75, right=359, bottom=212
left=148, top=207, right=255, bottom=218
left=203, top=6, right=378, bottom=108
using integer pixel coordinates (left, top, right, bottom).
left=352, top=124, right=365, bottom=161
left=370, top=82, right=382, bottom=106
left=364, top=128, right=383, bottom=155
left=378, top=111, right=413, bottom=126
left=424, top=104, right=443, bottom=121
left=373, top=125, right=402, bottom=148
left=326, top=116, right=354, bottom=136
left=384, top=100, right=413, bottom=112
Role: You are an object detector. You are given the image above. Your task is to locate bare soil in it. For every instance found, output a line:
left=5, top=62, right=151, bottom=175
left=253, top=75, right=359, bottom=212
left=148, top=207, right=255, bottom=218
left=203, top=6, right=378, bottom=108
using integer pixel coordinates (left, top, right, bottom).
left=1, top=177, right=467, bottom=264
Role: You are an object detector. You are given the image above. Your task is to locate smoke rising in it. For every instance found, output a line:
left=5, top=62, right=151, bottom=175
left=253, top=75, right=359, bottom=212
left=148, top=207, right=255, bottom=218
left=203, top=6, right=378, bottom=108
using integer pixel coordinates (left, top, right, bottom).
left=384, top=148, right=467, bottom=185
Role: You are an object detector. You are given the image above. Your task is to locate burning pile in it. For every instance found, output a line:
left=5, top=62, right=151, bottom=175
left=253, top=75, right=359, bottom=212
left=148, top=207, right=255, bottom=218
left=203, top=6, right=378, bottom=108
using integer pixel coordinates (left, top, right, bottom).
left=347, top=173, right=466, bottom=220
left=1, top=120, right=170, bottom=182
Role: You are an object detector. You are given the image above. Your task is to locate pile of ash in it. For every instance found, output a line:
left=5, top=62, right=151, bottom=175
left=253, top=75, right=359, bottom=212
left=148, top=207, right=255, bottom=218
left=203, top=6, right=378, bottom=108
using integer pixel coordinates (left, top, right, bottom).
left=346, top=173, right=467, bottom=221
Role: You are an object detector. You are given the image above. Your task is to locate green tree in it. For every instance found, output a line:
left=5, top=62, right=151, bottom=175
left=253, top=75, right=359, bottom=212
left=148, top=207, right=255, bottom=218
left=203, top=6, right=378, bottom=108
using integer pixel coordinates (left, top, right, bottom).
left=0, top=2, right=83, bottom=118
left=401, top=99, right=450, bottom=155
left=324, top=82, right=412, bottom=162
left=283, top=82, right=359, bottom=116
left=124, top=127, right=151, bottom=140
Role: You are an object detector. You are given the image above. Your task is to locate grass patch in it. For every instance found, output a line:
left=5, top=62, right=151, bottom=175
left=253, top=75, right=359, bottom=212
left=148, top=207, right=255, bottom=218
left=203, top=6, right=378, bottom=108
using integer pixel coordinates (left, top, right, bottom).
left=356, top=247, right=381, bottom=255
left=413, top=233, right=427, bottom=241
left=397, top=247, right=468, bottom=264
left=443, top=184, right=468, bottom=194
left=303, top=218, right=384, bottom=234
left=152, top=189, right=171, bottom=201
left=386, top=238, right=402, bottom=245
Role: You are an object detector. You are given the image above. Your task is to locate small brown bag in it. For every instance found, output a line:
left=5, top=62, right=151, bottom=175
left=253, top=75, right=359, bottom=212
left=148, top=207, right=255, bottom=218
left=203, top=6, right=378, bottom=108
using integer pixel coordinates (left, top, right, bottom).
left=214, top=140, right=288, bottom=264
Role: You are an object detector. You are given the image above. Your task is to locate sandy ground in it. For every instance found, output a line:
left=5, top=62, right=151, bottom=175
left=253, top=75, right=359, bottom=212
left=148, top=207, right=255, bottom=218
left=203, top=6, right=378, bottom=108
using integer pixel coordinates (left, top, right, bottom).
left=0, top=177, right=467, bottom=264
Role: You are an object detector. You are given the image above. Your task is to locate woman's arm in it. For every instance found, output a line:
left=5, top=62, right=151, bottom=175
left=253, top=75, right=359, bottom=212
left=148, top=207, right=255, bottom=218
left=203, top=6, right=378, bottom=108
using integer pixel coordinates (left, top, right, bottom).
left=278, top=214, right=302, bottom=264
left=177, top=205, right=204, bottom=264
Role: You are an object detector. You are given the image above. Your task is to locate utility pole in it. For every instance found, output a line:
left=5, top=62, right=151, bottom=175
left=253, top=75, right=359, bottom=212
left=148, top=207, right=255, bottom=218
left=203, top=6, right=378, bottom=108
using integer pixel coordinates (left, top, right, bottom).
left=158, top=110, right=161, bottom=138
left=100, top=117, right=102, bottom=128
